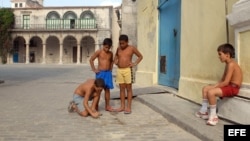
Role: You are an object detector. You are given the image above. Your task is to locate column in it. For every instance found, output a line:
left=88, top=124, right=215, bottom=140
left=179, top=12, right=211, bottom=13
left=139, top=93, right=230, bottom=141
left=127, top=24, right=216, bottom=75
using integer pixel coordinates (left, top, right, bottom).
left=95, top=41, right=100, bottom=51
left=77, top=44, right=81, bottom=64
left=59, top=43, right=63, bottom=64
left=42, top=44, right=46, bottom=64
left=25, top=44, right=30, bottom=64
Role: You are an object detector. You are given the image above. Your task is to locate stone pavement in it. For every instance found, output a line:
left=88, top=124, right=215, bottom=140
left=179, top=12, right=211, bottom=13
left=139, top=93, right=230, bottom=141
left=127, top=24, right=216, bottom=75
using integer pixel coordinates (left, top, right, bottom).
left=0, top=64, right=201, bottom=141
left=110, top=85, right=235, bottom=141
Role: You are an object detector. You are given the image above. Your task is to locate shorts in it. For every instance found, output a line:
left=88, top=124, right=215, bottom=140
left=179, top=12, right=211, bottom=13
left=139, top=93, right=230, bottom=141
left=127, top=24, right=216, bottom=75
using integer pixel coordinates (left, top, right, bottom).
left=220, top=83, right=240, bottom=97
left=116, top=67, right=133, bottom=84
left=96, top=70, right=114, bottom=89
left=73, top=94, right=84, bottom=112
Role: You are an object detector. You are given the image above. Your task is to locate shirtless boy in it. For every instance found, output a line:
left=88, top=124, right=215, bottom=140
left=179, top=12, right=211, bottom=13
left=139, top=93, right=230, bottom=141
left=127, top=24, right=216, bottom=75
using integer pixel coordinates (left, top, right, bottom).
left=195, top=43, right=243, bottom=126
left=68, top=78, right=105, bottom=118
left=113, top=34, right=143, bottom=114
left=89, top=38, right=114, bottom=111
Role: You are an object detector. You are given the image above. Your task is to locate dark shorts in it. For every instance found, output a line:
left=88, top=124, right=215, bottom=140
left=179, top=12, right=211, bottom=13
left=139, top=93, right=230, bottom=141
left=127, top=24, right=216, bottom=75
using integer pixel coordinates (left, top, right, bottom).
left=96, top=70, right=114, bottom=89
left=220, top=83, right=240, bottom=97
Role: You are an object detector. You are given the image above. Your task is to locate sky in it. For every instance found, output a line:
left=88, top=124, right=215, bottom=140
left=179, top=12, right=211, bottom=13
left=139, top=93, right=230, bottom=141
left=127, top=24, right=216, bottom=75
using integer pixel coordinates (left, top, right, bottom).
left=0, top=0, right=122, bottom=7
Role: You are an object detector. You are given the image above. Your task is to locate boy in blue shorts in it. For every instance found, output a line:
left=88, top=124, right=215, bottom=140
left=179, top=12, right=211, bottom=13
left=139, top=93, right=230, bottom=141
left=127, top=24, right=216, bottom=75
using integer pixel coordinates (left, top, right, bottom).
left=89, top=38, right=114, bottom=111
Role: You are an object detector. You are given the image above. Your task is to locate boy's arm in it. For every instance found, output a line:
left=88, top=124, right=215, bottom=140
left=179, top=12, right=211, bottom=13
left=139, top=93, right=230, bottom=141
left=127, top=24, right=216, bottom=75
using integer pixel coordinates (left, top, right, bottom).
left=89, top=50, right=100, bottom=73
left=131, top=47, right=143, bottom=67
left=215, top=63, right=234, bottom=88
left=113, top=49, right=119, bottom=66
left=83, top=90, right=99, bottom=118
left=90, top=92, right=101, bottom=112
left=110, top=52, right=114, bottom=71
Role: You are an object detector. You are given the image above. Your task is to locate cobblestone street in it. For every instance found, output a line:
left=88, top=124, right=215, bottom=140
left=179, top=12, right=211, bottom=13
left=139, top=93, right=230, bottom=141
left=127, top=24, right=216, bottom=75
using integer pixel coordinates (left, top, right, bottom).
left=0, top=64, right=201, bottom=141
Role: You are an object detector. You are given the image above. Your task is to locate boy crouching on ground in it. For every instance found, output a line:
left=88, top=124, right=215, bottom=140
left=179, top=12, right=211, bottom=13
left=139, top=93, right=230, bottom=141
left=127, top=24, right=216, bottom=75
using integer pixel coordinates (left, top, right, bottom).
left=68, top=78, right=105, bottom=118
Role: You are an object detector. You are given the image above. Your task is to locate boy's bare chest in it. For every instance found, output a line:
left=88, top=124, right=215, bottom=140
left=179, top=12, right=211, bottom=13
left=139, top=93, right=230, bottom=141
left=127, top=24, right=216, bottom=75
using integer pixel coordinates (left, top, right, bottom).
left=118, top=49, right=133, bottom=57
left=99, top=52, right=112, bottom=59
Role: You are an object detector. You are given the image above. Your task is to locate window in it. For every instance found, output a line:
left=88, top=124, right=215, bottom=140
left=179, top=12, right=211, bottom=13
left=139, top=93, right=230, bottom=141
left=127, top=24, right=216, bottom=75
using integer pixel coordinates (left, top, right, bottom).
left=46, top=11, right=61, bottom=29
left=23, top=15, right=30, bottom=29
left=80, top=11, right=96, bottom=29
left=19, top=3, right=23, bottom=7
left=63, top=11, right=77, bottom=29
left=15, top=3, right=18, bottom=7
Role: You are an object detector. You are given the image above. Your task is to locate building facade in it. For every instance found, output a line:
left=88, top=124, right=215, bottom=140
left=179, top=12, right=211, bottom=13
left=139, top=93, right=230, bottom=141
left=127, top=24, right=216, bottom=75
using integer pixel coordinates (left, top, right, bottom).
left=8, top=0, right=120, bottom=64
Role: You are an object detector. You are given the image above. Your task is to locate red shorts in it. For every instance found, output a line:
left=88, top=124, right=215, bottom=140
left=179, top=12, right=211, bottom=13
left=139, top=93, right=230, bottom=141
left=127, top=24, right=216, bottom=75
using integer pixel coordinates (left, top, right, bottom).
left=220, top=83, right=240, bottom=97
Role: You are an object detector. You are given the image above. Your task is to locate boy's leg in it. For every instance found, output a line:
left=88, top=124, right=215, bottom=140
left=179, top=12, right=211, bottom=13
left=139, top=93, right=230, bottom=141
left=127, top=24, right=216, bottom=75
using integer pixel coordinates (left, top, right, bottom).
left=95, top=92, right=101, bottom=111
left=207, top=87, right=223, bottom=105
left=124, top=84, right=132, bottom=114
left=195, top=85, right=214, bottom=119
left=105, top=88, right=113, bottom=111
left=115, top=84, right=126, bottom=112
left=77, top=109, right=89, bottom=117
left=206, top=88, right=222, bottom=126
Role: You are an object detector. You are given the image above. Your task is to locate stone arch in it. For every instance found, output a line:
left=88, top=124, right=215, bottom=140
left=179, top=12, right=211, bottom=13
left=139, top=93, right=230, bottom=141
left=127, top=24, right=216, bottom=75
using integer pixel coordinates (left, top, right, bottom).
left=46, top=36, right=60, bottom=63
left=80, top=10, right=95, bottom=19
left=63, top=36, right=77, bottom=63
left=63, top=11, right=77, bottom=19
left=46, top=11, right=61, bottom=19
left=79, top=10, right=96, bottom=29
left=81, top=36, right=95, bottom=63
left=63, top=11, right=77, bottom=29
left=12, top=36, right=26, bottom=63
left=29, top=36, right=42, bottom=63
left=46, top=11, right=61, bottom=29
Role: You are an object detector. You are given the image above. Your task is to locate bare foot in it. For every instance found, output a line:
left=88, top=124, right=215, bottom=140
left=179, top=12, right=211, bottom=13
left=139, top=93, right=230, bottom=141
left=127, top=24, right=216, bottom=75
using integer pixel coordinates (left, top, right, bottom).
left=114, top=108, right=124, bottom=112
left=124, top=108, right=131, bottom=114
left=105, top=106, right=114, bottom=112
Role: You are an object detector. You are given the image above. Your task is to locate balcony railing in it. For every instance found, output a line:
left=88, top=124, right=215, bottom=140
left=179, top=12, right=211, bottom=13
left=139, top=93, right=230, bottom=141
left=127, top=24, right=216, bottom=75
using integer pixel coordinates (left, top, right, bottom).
left=12, top=23, right=98, bottom=30
left=13, top=21, right=97, bottom=30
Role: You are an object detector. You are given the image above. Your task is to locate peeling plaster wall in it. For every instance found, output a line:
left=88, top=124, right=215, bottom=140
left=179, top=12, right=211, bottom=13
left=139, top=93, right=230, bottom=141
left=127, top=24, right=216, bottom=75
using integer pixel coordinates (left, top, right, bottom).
left=178, top=0, right=238, bottom=103
left=136, top=0, right=158, bottom=86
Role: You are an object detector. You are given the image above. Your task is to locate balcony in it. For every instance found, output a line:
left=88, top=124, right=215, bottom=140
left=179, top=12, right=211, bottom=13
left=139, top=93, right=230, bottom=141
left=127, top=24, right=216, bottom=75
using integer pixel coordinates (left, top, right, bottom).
left=11, top=21, right=98, bottom=32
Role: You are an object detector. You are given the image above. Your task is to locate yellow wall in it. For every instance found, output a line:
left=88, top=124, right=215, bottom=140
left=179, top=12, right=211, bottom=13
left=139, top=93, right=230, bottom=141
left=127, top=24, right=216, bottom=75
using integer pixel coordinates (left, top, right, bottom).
left=136, top=0, right=238, bottom=103
left=239, top=31, right=250, bottom=84
left=178, top=0, right=238, bottom=102
left=136, top=0, right=158, bottom=86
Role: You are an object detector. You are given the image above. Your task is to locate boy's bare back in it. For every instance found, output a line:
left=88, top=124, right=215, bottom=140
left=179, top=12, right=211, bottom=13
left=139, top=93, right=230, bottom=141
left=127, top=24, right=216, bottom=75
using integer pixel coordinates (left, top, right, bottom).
left=224, top=60, right=242, bottom=87
left=74, top=79, right=95, bottom=97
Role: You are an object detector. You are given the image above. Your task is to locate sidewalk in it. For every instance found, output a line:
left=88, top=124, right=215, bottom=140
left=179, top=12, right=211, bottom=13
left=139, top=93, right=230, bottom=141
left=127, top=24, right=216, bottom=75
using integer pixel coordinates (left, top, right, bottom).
left=113, top=85, right=233, bottom=141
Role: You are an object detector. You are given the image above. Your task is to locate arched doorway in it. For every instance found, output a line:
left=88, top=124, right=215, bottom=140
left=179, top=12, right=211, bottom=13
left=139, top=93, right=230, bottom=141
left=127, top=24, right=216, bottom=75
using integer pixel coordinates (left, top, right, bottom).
left=63, top=11, right=77, bottom=29
left=81, top=36, right=95, bottom=63
left=63, top=36, right=77, bottom=63
left=29, top=36, right=42, bottom=63
left=12, top=36, right=25, bottom=63
left=46, top=36, right=60, bottom=63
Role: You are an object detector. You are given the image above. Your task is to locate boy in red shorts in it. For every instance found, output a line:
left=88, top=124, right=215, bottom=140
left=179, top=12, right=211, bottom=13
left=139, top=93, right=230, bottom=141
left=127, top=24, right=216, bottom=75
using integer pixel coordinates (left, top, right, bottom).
left=195, top=43, right=243, bottom=126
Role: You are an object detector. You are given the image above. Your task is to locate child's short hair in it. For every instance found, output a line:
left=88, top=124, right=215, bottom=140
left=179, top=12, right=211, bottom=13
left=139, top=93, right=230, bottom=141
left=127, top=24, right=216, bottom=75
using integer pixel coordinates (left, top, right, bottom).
left=119, top=34, right=128, bottom=42
left=103, top=38, right=112, bottom=47
left=95, top=78, right=105, bottom=88
left=217, top=43, right=235, bottom=58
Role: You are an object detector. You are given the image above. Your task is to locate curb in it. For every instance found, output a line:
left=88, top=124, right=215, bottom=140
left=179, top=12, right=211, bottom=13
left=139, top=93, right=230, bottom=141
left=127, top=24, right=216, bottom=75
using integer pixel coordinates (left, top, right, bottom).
left=135, top=94, right=231, bottom=141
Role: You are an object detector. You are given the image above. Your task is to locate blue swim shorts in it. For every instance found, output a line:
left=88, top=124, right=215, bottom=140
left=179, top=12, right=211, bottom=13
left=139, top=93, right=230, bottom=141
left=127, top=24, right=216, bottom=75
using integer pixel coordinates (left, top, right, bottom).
left=96, top=70, right=114, bottom=89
